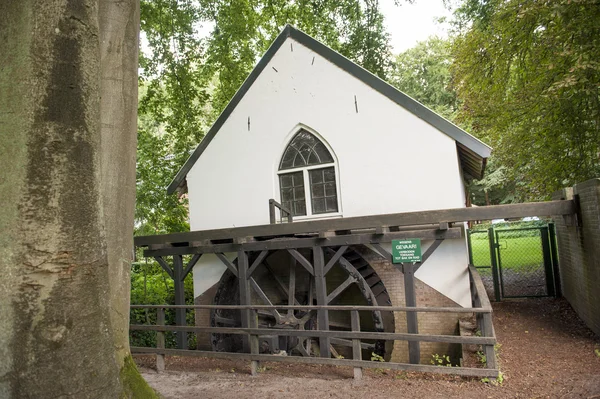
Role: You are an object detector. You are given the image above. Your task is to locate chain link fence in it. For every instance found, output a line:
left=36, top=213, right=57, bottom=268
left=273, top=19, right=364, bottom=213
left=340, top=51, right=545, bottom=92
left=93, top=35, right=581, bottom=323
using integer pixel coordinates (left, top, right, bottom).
left=468, top=223, right=557, bottom=300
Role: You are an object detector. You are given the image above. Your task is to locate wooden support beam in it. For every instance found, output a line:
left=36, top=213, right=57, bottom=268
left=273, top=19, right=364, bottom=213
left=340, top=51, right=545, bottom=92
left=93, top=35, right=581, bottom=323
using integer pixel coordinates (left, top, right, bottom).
left=154, top=256, right=173, bottom=279
left=173, top=255, right=187, bottom=349
left=370, top=243, right=393, bottom=263
left=413, top=239, right=444, bottom=272
left=135, top=200, right=575, bottom=247
left=324, top=246, right=348, bottom=275
left=404, top=263, right=420, bottom=364
left=313, top=246, right=330, bottom=358
left=287, top=257, right=296, bottom=316
left=182, top=253, right=202, bottom=280
left=238, top=251, right=254, bottom=355
left=143, top=228, right=462, bottom=257
left=287, top=249, right=314, bottom=275
left=247, top=250, right=269, bottom=277
left=215, top=253, right=238, bottom=277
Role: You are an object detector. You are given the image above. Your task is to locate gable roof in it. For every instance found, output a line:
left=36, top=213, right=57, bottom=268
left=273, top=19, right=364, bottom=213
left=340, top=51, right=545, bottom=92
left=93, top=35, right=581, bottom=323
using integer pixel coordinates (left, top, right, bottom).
left=167, top=25, right=492, bottom=195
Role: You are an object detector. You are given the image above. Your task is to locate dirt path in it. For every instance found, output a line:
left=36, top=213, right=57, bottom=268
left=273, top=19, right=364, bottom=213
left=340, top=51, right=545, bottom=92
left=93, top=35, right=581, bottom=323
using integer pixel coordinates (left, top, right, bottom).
left=136, top=298, right=600, bottom=398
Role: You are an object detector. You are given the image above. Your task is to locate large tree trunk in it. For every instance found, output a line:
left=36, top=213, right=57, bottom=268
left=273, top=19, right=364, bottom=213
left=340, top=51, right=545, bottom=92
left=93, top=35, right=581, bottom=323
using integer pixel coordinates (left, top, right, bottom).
left=0, top=0, right=149, bottom=397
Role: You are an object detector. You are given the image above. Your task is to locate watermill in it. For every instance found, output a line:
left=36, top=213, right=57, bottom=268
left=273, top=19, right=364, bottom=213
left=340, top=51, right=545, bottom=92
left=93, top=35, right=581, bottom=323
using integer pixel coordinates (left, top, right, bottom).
left=210, top=246, right=394, bottom=359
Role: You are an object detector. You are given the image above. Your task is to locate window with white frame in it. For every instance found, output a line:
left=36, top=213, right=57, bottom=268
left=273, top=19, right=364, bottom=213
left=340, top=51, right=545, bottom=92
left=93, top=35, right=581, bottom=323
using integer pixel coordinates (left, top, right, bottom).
left=278, top=129, right=339, bottom=217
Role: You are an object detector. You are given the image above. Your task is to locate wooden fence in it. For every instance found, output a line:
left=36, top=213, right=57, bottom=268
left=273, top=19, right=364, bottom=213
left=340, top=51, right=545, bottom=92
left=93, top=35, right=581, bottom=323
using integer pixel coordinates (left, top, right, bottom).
left=130, top=266, right=497, bottom=379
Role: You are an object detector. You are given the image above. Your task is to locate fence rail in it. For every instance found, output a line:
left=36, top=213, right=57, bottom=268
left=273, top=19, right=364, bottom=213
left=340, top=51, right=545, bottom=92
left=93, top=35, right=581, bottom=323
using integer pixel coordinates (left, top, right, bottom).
left=130, top=267, right=498, bottom=379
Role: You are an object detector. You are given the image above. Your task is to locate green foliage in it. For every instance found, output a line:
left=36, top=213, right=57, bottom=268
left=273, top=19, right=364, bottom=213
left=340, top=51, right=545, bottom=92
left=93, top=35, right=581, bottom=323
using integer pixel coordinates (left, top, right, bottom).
left=370, top=352, right=385, bottom=362
left=430, top=353, right=453, bottom=367
left=129, top=257, right=195, bottom=349
left=452, top=0, right=600, bottom=200
left=390, top=36, right=458, bottom=120
left=136, top=0, right=397, bottom=234
left=388, top=36, right=511, bottom=205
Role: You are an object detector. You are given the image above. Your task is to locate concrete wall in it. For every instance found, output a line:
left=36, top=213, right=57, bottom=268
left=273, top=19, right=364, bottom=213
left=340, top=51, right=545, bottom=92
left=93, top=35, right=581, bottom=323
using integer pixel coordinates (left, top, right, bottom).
left=553, top=178, right=600, bottom=337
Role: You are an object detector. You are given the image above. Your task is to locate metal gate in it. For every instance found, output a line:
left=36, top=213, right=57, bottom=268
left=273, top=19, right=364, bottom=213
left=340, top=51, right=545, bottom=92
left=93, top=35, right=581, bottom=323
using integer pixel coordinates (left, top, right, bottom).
left=467, top=224, right=560, bottom=301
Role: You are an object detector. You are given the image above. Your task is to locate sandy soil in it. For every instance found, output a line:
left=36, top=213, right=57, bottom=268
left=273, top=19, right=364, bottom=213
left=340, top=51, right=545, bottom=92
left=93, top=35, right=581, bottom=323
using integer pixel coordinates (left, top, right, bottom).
left=136, top=298, right=600, bottom=399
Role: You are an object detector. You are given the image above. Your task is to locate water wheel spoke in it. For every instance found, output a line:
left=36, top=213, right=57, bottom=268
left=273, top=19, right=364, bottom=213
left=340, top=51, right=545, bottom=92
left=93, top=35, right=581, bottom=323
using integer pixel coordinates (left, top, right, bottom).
left=330, top=337, right=374, bottom=350
left=287, top=258, right=296, bottom=316
left=250, top=277, right=282, bottom=322
left=326, top=276, right=356, bottom=304
left=263, top=260, right=301, bottom=305
left=214, top=316, right=237, bottom=326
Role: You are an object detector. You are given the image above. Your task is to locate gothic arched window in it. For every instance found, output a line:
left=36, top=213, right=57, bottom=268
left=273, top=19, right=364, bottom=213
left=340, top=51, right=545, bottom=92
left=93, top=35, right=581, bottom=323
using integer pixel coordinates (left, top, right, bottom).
left=278, top=130, right=339, bottom=217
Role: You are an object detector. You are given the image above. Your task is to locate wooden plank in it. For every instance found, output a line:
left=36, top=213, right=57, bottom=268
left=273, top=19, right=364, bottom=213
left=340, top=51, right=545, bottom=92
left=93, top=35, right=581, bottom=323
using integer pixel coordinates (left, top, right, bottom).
left=130, top=324, right=497, bottom=345
left=135, top=200, right=575, bottom=246
left=404, top=263, right=420, bottom=364
left=247, top=250, right=269, bottom=277
left=323, top=246, right=348, bottom=275
left=313, top=246, right=330, bottom=357
left=469, top=266, right=492, bottom=309
left=351, top=310, right=362, bottom=380
left=371, top=243, right=393, bottom=263
left=131, top=304, right=490, bottom=313
left=238, top=251, right=251, bottom=352
left=287, top=249, right=314, bottom=275
left=326, top=276, right=356, bottom=304
left=154, top=256, right=173, bottom=279
left=249, top=277, right=282, bottom=322
left=215, top=253, right=238, bottom=277
left=173, top=255, right=187, bottom=349
left=143, top=228, right=462, bottom=257
left=182, top=253, right=202, bottom=280
left=130, top=347, right=499, bottom=378
left=329, top=337, right=374, bottom=350
left=287, top=257, right=296, bottom=316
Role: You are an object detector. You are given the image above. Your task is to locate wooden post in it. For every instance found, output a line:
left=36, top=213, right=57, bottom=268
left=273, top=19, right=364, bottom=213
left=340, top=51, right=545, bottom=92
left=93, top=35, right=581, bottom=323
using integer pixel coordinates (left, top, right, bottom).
left=238, top=250, right=259, bottom=374
left=548, top=223, right=561, bottom=297
left=540, top=227, right=556, bottom=297
left=351, top=310, right=362, bottom=380
left=488, top=228, right=502, bottom=302
left=156, top=307, right=165, bottom=372
left=269, top=199, right=276, bottom=224
left=173, top=255, right=187, bottom=349
left=403, top=263, right=420, bottom=364
left=313, top=246, right=330, bottom=358
left=482, top=312, right=497, bottom=371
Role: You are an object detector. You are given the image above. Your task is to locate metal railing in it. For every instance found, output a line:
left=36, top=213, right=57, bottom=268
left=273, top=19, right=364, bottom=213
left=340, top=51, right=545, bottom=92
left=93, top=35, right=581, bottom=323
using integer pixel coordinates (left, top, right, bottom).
left=129, top=267, right=498, bottom=379
left=269, top=199, right=293, bottom=224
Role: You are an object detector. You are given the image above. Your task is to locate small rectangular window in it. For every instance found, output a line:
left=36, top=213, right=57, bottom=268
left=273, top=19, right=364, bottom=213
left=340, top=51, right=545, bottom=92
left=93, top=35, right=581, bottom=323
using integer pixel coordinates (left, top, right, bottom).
left=279, top=171, right=306, bottom=216
left=309, top=167, right=338, bottom=214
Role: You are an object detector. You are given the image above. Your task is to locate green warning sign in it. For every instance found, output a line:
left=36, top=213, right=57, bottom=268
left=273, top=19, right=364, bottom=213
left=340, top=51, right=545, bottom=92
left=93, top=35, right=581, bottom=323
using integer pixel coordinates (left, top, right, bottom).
left=392, top=239, right=422, bottom=263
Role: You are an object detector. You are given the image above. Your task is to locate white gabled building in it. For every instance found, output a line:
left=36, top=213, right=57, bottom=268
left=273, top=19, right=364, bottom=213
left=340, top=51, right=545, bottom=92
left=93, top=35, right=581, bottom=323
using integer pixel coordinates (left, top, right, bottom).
left=167, top=25, right=491, bottom=362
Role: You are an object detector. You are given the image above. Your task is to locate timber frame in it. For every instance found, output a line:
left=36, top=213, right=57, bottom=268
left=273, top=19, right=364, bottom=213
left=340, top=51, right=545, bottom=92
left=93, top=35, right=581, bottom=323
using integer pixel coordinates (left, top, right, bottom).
left=132, top=200, right=577, bottom=378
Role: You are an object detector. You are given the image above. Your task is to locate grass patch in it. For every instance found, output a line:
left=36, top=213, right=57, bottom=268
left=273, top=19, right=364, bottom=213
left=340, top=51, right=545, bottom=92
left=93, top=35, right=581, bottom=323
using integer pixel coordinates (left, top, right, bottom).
left=470, top=235, right=543, bottom=272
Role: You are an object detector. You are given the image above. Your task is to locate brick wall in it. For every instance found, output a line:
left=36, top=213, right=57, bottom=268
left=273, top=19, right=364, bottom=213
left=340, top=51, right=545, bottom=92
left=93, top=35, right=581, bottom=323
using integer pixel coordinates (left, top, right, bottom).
left=553, top=178, right=600, bottom=336
left=357, top=247, right=463, bottom=364
left=194, top=282, right=219, bottom=350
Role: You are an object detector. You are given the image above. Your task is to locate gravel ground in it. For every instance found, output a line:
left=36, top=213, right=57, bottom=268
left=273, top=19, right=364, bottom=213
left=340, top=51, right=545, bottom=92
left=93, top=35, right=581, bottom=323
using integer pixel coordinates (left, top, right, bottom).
left=136, top=298, right=600, bottom=398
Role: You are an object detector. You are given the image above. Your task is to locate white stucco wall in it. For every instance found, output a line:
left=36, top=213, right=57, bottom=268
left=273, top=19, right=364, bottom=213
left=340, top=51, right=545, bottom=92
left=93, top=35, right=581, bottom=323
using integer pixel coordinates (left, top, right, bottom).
left=187, top=37, right=472, bottom=306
